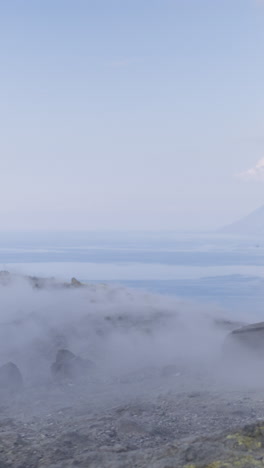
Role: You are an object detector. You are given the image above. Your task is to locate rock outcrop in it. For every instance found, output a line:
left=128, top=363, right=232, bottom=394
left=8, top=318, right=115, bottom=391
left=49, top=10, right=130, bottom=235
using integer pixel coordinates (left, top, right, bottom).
left=0, top=362, right=23, bottom=394
left=70, top=277, right=83, bottom=287
left=51, top=349, right=93, bottom=381
left=224, top=322, right=264, bottom=359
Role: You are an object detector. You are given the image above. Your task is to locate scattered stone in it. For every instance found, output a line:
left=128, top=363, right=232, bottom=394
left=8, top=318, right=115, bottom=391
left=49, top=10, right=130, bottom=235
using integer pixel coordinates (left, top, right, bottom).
left=112, top=443, right=127, bottom=453
left=117, top=419, right=149, bottom=436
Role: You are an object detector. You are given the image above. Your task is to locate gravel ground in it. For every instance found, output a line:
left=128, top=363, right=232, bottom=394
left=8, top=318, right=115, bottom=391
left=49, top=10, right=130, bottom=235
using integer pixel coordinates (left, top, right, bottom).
left=1, top=366, right=264, bottom=467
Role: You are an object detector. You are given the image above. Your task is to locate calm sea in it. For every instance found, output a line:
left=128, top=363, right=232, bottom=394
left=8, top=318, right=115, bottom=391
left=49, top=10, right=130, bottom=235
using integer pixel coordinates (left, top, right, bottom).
left=0, top=231, right=264, bottom=316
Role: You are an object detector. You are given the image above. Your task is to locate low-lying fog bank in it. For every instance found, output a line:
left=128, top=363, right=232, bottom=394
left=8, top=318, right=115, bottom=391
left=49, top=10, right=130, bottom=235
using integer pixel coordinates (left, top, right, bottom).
left=2, top=272, right=264, bottom=467
left=0, top=270, right=261, bottom=404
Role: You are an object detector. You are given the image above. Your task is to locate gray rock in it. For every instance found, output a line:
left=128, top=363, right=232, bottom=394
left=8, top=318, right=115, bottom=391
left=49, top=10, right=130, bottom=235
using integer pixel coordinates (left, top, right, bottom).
left=51, top=349, right=93, bottom=381
left=71, top=277, right=83, bottom=287
left=224, top=321, right=264, bottom=360
left=0, top=362, right=23, bottom=394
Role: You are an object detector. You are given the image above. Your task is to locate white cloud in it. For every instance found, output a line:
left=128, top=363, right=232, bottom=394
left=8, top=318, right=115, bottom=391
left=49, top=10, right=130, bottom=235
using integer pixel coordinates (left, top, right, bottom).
left=237, top=158, right=264, bottom=181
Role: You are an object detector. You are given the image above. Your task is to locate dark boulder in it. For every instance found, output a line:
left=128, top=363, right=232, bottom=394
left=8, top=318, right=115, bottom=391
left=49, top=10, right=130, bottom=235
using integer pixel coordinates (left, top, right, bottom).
left=51, top=349, right=93, bottom=381
left=224, top=321, right=264, bottom=359
left=0, top=362, right=23, bottom=394
left=71, top=277, right=83, bottom=287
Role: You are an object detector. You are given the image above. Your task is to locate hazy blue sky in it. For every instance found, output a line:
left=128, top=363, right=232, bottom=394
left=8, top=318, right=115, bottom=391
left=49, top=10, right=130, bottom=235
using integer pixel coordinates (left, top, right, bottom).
left=1, top=0, right=264, bottom=230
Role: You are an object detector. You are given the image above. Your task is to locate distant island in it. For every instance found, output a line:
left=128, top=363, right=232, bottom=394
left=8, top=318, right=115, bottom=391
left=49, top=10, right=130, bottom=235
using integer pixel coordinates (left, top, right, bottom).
left=221, top=205, right=264, bottom=235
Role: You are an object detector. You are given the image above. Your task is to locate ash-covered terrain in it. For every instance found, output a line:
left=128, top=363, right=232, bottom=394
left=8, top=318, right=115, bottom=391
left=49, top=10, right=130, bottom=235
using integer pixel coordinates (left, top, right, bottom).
left=1, top=271, right=264, bottom=467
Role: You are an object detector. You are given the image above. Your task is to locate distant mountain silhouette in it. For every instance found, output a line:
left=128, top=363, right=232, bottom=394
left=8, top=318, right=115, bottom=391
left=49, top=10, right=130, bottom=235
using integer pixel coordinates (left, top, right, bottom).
left=221, top=205, right=264, bottom=235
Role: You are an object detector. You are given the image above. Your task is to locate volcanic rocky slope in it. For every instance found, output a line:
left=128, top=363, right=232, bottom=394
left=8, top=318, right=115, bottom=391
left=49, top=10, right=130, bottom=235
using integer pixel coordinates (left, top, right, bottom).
left=0, top=272, right=264, bottom=467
